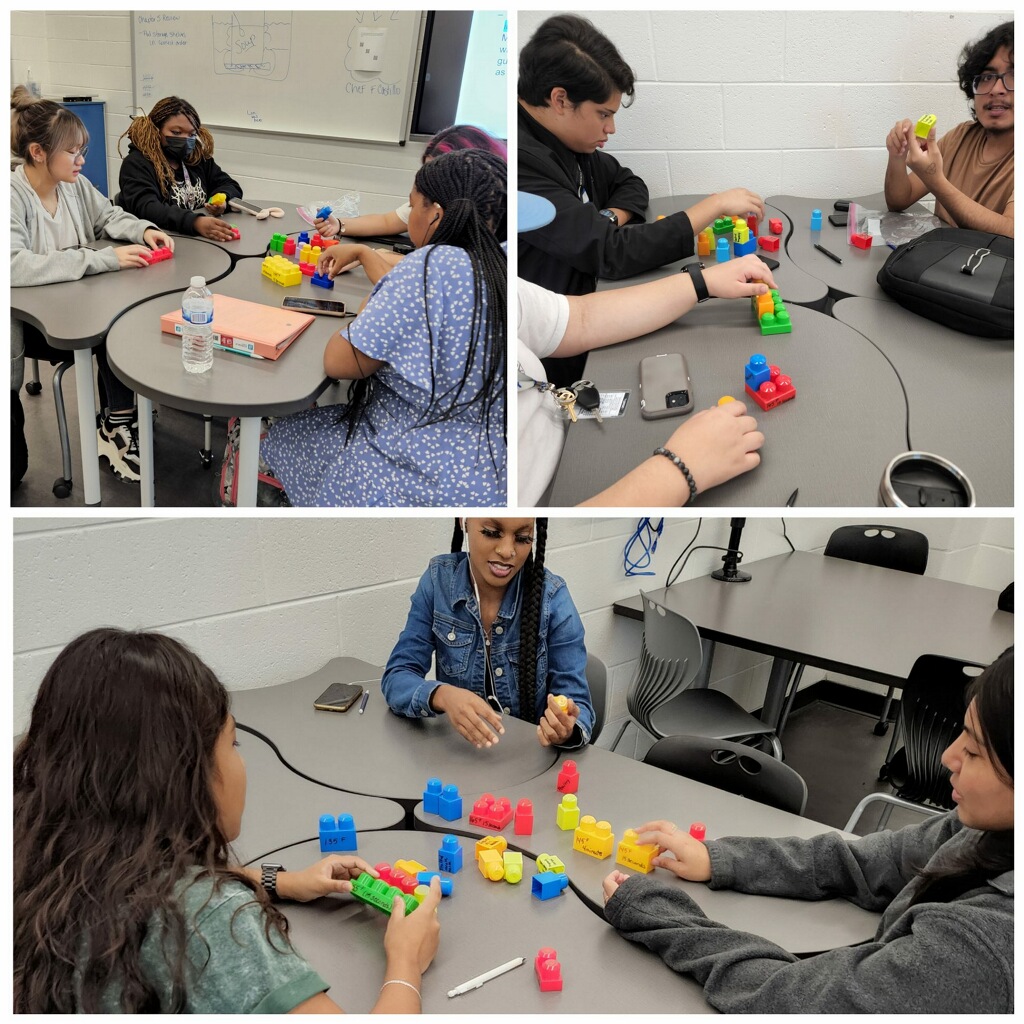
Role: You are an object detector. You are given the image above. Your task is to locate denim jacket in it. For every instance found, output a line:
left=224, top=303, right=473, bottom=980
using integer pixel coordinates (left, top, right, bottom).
left=382, top=553, right=594, bottom=747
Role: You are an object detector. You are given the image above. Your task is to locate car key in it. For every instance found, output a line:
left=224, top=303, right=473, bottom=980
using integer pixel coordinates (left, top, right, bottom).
left=554, top=388, right=578, bottom=423
left=572, top=380, right=603, bottom=423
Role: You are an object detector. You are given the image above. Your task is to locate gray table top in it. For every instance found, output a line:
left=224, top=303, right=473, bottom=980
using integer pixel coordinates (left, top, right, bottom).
left=613, top=551, right=1012, bottom=685
left=105, top=255, right=359, bottom=416
left=231, top=659, right=559, bottom=806
left=268, top=832, right=714, bottom=1014
left=187, top=198, right=315, bottom=259
left=547, top=303, right=908, bottom=507
left=10, top=237, right=232, bottom=348
left=232, top=726, right=405, bottom=865
left=413, top=743, right=879, bottom=955
left=832, top=297, right=1013, bottom=508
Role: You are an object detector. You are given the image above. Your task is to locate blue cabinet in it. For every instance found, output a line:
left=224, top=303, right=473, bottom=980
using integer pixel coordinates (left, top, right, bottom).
left=62, top=100, right=108, bottom=198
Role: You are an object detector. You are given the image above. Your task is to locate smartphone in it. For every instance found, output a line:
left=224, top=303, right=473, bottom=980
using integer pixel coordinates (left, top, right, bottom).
left=313, top=682, right=365, bottom=712
left=833, top=200, right=851, bottom=212
left=282, top=296, right=349, bottom=317
left=756, top=253, right=780, bottom=270
left=228, top=198, right=264, bottom=216
left=828, top=212, right=848, bottom=228
left=639, top=353, right=693, bottom=419
left=392, top=242, right=414, bottom=255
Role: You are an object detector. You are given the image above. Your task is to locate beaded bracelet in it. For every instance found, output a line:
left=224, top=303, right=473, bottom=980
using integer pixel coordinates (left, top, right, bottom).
left=653, top=446, right=698, bottom=503
left=380, top=979, right=421, bottom=1000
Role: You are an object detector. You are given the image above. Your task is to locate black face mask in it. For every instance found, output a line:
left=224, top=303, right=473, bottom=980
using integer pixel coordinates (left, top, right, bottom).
left=162, top=136, right=196, bottom=160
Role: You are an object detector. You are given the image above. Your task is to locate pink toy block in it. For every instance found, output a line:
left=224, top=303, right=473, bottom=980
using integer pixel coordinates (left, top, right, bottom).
left=850, top=233, right=873, bottom=250
left=573, top=816, right=614, bottom=860
left=536, top=949, right=563, bottom=991
left=758, top=236, right=780, bottom=252
left=745, top=366, right=796, bottom=411
left=556, top=760, right=579, bottom=793
left=689, top=822, right=707, bottom=841
left=283, top=238, right=296, bottom=256
left=616, top=828, right=657, bottom=873
left=469, top=794, right=513, bottom=830
left=769, top=218, right=783, bottom=236
left=514, top=798, right=534, bottom=835
left=140, top=246, right=173, bottom=265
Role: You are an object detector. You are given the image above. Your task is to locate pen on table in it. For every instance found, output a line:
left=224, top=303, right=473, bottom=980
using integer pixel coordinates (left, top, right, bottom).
left=447, top=956, right=526, bottom=998
left=358, top=690, right=369, bottom=714
left=786, top=488, right=799, bottom=507
left=813, top=243, right=842, bottom=265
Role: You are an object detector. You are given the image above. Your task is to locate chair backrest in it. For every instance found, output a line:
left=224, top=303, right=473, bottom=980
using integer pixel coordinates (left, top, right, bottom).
left=643, top=734, right=807, bottom=815
left=625, top=591, right=703, bottom=737
left=892, top=654, right=984, bottom=808
left=824, top=524, right=929, bottom=575
left=585, top=652, right=608, bottom=745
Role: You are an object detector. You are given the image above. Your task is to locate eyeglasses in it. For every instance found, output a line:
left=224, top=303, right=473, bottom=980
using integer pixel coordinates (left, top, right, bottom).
left=66, top=145, right=89, bottom=160
left=972, top=70, right=1014, bottom=94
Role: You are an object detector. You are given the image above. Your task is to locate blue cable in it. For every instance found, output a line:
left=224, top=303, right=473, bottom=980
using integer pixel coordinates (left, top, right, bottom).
left=624, top=518, right=664, bottom=576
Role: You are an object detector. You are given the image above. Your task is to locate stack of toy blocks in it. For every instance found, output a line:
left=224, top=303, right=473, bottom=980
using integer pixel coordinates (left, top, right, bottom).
left=261, top=254, right=301, bottom=287
left=268, top=232, right=289, bottom=253
left=573, top=816, right=614, bottom=860
left=140, top=246, right=173, bottom=265
left=536, top=949, right=564, bottom=991
left=350, top=873, right=420, bottom=916
left=423, top=778, right=463, bottom=821
left=298, top=244, right=323, bottom=276
left=753, top=289, right=792, bottom=336
left=712, top=216, right=735, bottom=239
left=376, top=862, right=419, bottom=894
left=744, top=354, right=796, bottom=411
left=732, top=222, right=756, bottom=257
left=318, top=813, right=357, bottom=852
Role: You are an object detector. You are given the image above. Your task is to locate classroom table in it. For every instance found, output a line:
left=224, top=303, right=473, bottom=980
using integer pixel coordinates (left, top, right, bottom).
left=105, top=257, right=372, bottom=506
left=188, top=198, right=313, bottom=259
left=251, top=832, right=715, bottom=1014
left=546, top=303, right=908, bottom=507
left=413, top=743, right=881, bottom=955
left=231, top=658, right=559, bottom=807
left=10, top=237, right=232, bottom=506
left=831, top=297, right=1013, bottom=507
left=612, top=550, right=1013, bottom=728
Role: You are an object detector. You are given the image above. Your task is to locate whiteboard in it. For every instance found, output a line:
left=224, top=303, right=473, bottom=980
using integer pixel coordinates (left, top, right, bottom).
left=131, top=10, right=419, bottom=144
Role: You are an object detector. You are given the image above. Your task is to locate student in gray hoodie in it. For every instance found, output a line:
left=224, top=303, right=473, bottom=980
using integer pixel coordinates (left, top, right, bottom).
left=11, top=90, right=173, bottom=484
left=603, top=648, right=1014, bottom=1013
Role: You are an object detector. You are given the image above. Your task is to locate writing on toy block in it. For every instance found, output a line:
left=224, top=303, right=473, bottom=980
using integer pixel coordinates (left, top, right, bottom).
left=556, top=760, right=579, bottom=793
left=469, top=794, right=513, bottom=830
left=350, top=873, right=419, bottom=916
left=536, top=948, right=563, bottom=991
left=616, top=828, right=657, bottom=873
left=261, top=254, right=301, bottom=287
left=438, top=834, right=463, bottom=873
left=915, top=113, right=936, bottom=139
left=503, top=851, right=524, bottom=883
left=514, top=798, right=534, bottom=835
left=536, top=853, right=565, bottom=875
left=531, top=870, right=569, bottom=900
left=573, top=816, right=614, bottom=860
left=475, top=834, right=508, bottom=861
left=318, top=813, right=356, bottom=853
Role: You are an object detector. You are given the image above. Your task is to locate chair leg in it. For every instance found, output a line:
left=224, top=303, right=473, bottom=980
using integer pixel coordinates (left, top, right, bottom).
left=776, top=664, right=806, bottom=738
left=51, top=360, right=74, bottom=499
left=608, top=719, right=630, bottom=753
left=25, top=357, right=43, bottom=396
left=878, top=716, right=903, bottom=780
left=874, top=685, right=897, bottom=736
left=201, top=414, right=214, bottom=469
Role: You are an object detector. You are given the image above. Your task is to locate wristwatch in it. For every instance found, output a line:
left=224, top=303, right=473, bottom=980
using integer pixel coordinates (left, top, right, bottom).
left=684, top=262, right=710, bottom=302
left=598, top=208, right=619, bottom=225
left=261, top=862, right=285, bottom=901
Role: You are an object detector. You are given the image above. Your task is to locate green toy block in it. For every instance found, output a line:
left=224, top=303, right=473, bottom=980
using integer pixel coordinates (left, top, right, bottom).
left=713, top=216, right=734, bottom=236
left=915, top=114, right=936, bottom=139
left=350, top=873, right=419, bottom=916
left=759, top=307, right=793, bottom=335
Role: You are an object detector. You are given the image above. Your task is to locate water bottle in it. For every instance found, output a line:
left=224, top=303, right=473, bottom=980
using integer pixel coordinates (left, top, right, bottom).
left=181, top=276, right=214, bottom=373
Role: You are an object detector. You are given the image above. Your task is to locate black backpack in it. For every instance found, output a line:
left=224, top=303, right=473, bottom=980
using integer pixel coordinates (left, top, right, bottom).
left=876, top=227, right=1012, bottom=339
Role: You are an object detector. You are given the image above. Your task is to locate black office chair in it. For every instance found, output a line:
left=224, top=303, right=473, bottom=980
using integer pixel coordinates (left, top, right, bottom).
left=845, top=653, right=982, bottom=833
left=610, top=591, right=782, bottom=759
left=585, top=652, right=608, bottom=745
left=644, top=734, right=807, bottom=815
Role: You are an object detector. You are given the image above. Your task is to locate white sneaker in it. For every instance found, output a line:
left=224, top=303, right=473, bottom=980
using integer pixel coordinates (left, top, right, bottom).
left=97, top=418, right=141, bottom=482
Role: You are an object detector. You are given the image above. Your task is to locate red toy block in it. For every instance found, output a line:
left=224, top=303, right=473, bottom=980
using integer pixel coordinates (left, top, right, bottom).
left=468, top=793, right=513, bottom=830
left=514, top=798, right=534, bottom=835
left=744, top=364, right=796, bottom=411
left=746, top=214, right=759, bottom=236
left=757, top=236, right=780, bottom=252
left=375, top=862, right=419, bottom=895
left=283, top=238, right=296, bottom=255
left=299, top=261, right=316, bottom=276
left=769, top=218, right=783, bottom=236
left=850, top=233, right=873, bottom=250
left=311, top=233, right=328, bottom=250
left=556, top=760, right=579, bottom=794
left=536, top=949, right=563, bottom=992
left=140, top=246, right=173, bottom=265
left=228, top=225, right=241, bottom=240
left=689, top=822, right=707, bottom=841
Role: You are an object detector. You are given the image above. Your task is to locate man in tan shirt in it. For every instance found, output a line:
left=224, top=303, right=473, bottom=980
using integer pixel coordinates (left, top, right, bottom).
left=885, top=21, right=1013, bottom=237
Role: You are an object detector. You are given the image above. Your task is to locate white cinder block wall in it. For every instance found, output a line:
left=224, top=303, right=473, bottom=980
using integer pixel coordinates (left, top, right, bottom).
left=12, top=516, right=1012, bottom=736
left=518, top=10, right=1012, bottom=200
left=10, top=10, right=430, bottom=210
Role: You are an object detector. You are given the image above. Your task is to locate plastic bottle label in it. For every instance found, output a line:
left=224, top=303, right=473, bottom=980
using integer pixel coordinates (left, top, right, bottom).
left=183, top=308, right=213, bottom=326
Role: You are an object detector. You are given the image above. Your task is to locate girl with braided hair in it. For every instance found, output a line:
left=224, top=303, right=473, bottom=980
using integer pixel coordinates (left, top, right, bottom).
left=261, top=148, right=506, bottom=506
left=117, top=96, right=243, bottom=241
left=383, top=518, right=594, bottom=750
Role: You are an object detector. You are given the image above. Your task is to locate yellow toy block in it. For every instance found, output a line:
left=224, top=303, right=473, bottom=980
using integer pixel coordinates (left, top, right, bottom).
left=208, top=192, right=227, bottom=206
left=573, top=816, right=614, bottom=860
left=656, top=214, right=666, bottom=220
left=299, top=244, right=314, bottom=264
left=394, top=858, right=428, bottom=877
left=478, top=848, right=505, bottom=881
left=718, top=395, right=736, bottom=406
left=616, top=829, right=657, bottom=873
left=733, top=223, right=749, bottom=244
left=260, top=254, right=301, bottom=287
left=915, top=114, right=936, bottom=139
left=553, top=694, right=568, bottom=711
left=413, top=884, right=430, bottom=903
left=474, top=834, right=508, bottom=861
left=556, top=794, right=580, bottom=831
left=503, top=851, right=524, bottom=883
left=536, top=853, right=566, bottom=874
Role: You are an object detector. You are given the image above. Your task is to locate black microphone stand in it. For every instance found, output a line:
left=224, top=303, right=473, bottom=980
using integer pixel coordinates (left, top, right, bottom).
left=711, top=517, right=751, bottom=583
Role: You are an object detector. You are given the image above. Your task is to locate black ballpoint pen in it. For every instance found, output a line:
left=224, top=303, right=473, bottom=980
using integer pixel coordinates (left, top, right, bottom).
left=813, top=243, right=842, bottom=264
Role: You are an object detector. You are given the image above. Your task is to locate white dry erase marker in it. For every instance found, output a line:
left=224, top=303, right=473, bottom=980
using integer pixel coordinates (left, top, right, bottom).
left=447, top=956, right=525, bottom=998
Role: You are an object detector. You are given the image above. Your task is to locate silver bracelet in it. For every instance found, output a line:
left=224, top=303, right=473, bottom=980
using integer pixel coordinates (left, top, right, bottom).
left=380, top=979, right=421, bottom=1000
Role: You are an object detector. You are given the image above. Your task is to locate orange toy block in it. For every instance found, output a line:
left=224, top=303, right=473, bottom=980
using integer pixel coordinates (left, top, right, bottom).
left=478, top=848, right=505, bottom=881
left=573, top=816, right=614, bottom=860
left=752, top=291, right=775, bottom=319
left=616, top=829, right=657, bottom=873
left=697, top=230, right=711, bottom=257
left=474, top=834, right=508, bottom=861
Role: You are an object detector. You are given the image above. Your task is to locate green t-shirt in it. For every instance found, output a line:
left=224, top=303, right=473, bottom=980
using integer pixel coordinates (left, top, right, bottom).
left=95, top=869, right=328, bottom=1013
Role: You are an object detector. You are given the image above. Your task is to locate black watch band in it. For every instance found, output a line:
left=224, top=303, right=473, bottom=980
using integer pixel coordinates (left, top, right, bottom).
left=261, top=862, right=285, bottom=901
left=599, top=208, right=619, bottom=225
left=684, top=262, right=710, bottom=302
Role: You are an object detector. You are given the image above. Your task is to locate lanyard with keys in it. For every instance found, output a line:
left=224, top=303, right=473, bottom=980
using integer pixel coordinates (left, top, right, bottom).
left=519, top=366, right=603, bottom=424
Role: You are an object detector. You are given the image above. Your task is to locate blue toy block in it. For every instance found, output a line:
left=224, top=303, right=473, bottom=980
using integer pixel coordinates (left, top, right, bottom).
left=316, top=205, right=333, bottom=220
left=733, top=237, right=757, bottom=257
left=298, top=231, right=310, bottom=245
left=531, top=870, right=569, bottom=901
left=715, top=237, right=731, bottom=262
left=416, top=871, right=453, bottom=896
left=810, top=209, right=822, bottom=231
left=423, top=777, right=443, bottom=815
left=438, top=834, right=464, bottom=874
left=311, top=270, right=334, bottom=290
left=438, top=783, right=463, bottom=821
left=744, top=353, right=771, bottom=390
left=319, top=813, right=357, bottom=853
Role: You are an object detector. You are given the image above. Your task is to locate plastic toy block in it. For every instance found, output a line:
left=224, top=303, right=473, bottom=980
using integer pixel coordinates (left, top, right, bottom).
left=299, top=261, right=316, bottom=276
left=715, top=238, right=731, bottom=262
left=556, top=760, right=579, bottom=794
left=423, top=778, right=443, bottom=815
left=759, top=306, right=792, bottom=336
left=573, top=816, right=614, bottom=860
left=746, top=214, right=759, bottom=236
left=394, top=858, right=428, bottom=877
left=718, top=395, right=736, bottom=406
left=696, top=228, right=712, bottom=257
left=228, top=225, right=241, bottom=240
left=269, top=232, right=287, bottom=253
left=745, top=366, right=796, bottom=411
left=757, top=235, right=780, bottom=252
left=752, top=291, right=775, bottom=319
left=282, top=237, right=296, bottom=256
left=311, top=270, right=335, bottom=290
left=318, top=813, right=357, bottom=853
left=503, top=851, right=524, bottom=883
left=474, top=835, right=508, bottom=861
left=556, top=794, right=580, bottom=831
left=536, top=949, right=563, bottom=991
left=514, top=798, right=534, bottom=835
left=552, top=695, right=569, bottom=712
left=690, top=822, right=707, bottom=841
left=316, top=205, right=333, bottom=220
left=850, top=233, right=873, bottom=250
left=311, top=234, right=327, bottom=251
left=733, top=237, right=757, bottom=257
left=616, top=828, right=657, bottom=873
left=469, top=793, right=513, bottom=830
left=416, top=871, right=453, bottom=896
left=656, top=214, right=666, bottom=220
left=733, top=223, right=749, bottom=244
left=712, top=216, right=734, bottom=236
left=261, top=254, right=301, bottom=287
left=350, top=873, right=419, bottom=916
left=478, top=848, right=505, bottom=881
left=769, top=218, right=783, bottom=236
left=140, top=246, right=173, bottom=265
left=376, top=863, right=419, bottom=895
left=536, top=853, right=566, bottom=875
left=299, top=244, right=313, bottom=263
left=298, top=231, right=310, bottom=245
left=531, top=870, right=569, bottom=901
left=413, top=884, right=429, bottom=903
left=744, top=353, right=771, bottom=390
left=438, top=834, right=463, bottom=874
left=915, top=113, right=936, bottom=139
left=810, top=209, right=822, bottom=231
left=208, top=192, right=227, bottom=206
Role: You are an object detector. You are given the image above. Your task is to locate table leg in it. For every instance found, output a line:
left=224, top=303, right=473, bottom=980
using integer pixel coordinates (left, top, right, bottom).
left=762, top=657, right=796, bottom=728
left=237, top=415, right=260, bottom=507
left=138, top=395, right=155, bottom=507
left=73, top=348, right=101, bottom=505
